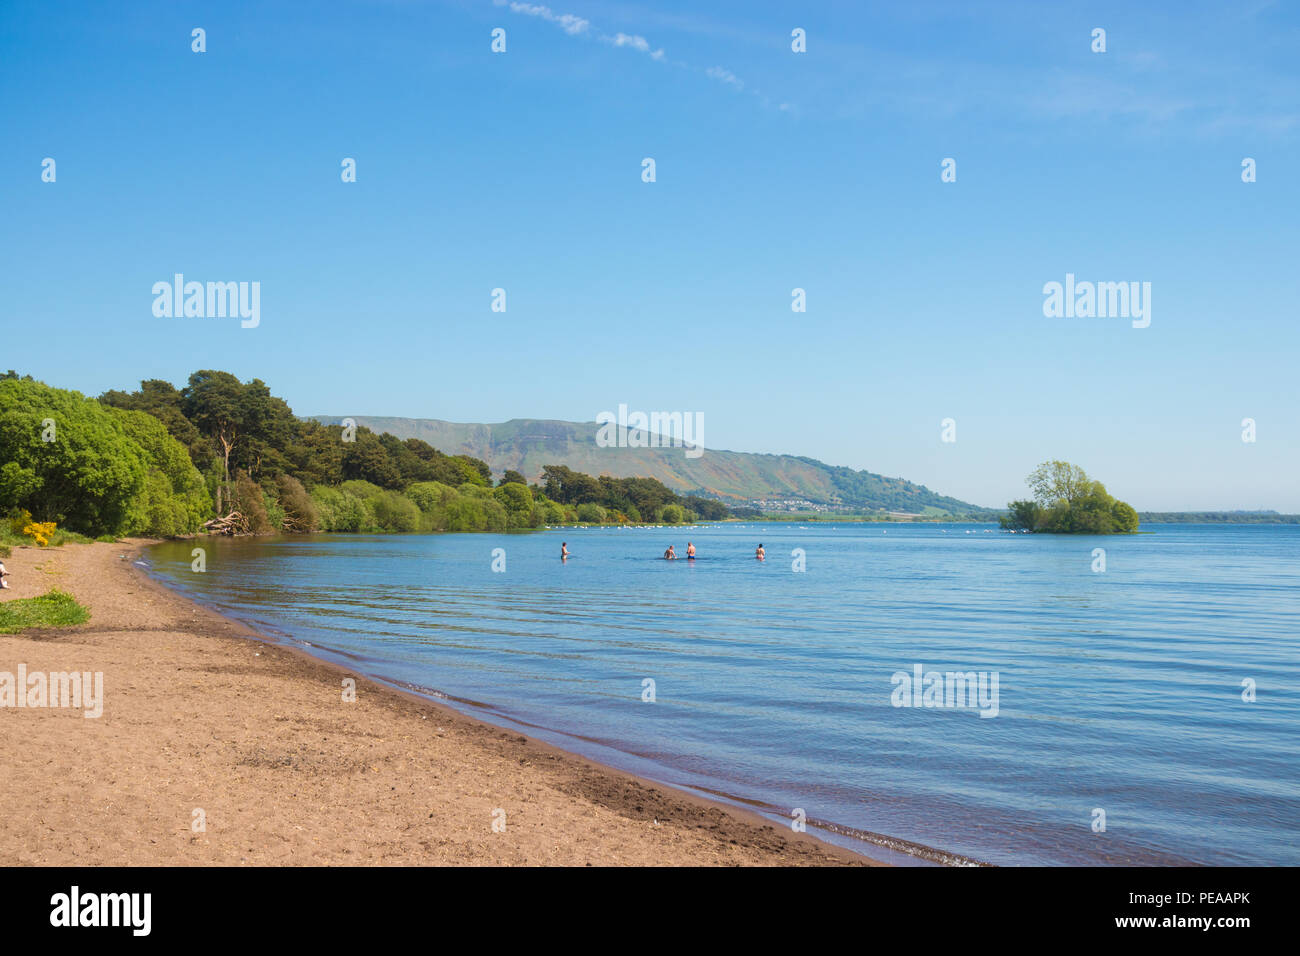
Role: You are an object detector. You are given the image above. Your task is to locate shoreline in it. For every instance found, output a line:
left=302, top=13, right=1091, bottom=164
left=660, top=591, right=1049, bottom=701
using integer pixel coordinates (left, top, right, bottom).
left=0, top=540, right=876, bottom=866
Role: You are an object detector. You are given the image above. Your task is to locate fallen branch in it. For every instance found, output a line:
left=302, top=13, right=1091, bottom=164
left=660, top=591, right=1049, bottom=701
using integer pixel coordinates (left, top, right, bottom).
left=203, top=511, right=250, bottom=535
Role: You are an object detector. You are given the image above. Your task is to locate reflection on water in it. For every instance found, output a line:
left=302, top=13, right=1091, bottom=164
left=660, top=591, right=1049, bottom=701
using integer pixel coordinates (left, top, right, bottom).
left=146, top=523, right=1300, bottom=865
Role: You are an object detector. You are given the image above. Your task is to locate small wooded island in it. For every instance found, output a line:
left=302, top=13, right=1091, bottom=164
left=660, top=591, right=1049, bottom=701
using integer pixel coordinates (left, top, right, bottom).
left=1002, top=461, right=1139, bottom=533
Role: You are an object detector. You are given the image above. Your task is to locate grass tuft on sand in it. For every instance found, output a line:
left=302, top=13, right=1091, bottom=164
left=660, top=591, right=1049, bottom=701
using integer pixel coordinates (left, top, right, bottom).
left=0, top=589, right=90, bottom=633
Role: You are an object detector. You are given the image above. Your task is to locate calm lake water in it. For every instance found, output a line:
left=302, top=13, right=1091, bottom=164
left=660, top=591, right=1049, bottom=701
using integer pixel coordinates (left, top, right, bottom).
left=144, top=523, right=1300, bottom=866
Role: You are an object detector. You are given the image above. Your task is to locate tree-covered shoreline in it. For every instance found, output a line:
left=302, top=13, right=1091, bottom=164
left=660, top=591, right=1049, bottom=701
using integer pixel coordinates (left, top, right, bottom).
left=1137, top=511, right=1300, bottom=524
left=1, top=370, right=730, bottom=541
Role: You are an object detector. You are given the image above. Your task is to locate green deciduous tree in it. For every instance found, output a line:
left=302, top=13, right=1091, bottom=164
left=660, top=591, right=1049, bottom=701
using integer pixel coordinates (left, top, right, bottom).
left=493, top=482, right=536, bottom=527
left=107, top=406, right=212, bottom=535
left=1027, top=460, right=1094, bottom=507
left=1, top=378, right=147, bottom=535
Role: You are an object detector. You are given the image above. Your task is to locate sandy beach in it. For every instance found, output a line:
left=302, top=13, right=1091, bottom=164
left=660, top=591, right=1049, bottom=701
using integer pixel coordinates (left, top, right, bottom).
left=0, top=540, right=869, bottom=866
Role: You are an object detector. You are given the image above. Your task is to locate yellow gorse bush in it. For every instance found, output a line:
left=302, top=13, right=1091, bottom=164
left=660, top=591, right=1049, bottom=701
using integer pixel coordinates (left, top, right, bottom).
left=13, top=510, right=57, bottom=546
left=24, top=522, right=56, bottom=546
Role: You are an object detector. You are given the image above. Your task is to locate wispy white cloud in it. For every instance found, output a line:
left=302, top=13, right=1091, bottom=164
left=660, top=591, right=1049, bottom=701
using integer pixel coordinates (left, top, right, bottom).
left=495, top=2, right=589, bottom=36
left=605, top=31, right=663, bottom=60
left=706, top=66, right=743, bottom=91
left=610, top=32, right=646, bottom=51
left=492, top=0, right=760, bottom=101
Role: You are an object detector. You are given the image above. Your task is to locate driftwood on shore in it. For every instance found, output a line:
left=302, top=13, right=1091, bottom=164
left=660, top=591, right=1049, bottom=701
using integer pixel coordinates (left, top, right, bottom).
left=203, top=509, right=311, bottom=535
left=203, top=511, right=249, bottom=535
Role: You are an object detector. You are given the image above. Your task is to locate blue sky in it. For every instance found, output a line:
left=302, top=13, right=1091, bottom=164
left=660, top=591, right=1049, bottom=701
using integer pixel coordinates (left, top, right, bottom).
left=2, top=0, right=1297, bottom=510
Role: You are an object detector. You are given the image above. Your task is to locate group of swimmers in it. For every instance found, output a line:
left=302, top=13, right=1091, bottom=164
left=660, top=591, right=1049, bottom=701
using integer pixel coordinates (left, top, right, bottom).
left=559, top=542, right=767, bottom=561
left=664, top=542, right=765, bottom=560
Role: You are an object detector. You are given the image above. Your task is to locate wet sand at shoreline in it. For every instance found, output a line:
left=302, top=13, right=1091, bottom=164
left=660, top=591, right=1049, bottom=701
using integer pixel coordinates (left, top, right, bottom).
left=0, top=541, right=871, bottom=866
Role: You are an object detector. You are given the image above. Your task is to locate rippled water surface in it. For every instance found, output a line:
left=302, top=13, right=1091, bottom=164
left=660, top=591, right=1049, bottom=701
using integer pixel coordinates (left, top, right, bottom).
left=145, top=523, right=1300, bottom=865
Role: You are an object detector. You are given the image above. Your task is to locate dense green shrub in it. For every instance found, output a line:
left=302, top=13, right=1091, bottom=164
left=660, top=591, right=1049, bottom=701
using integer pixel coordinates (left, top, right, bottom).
left=1111, top=500, right=1139, bottom=533
left=658, top=504, right=686, bottom=524
left=494, top=482, right=537, bottom=527
left=370, top=490, right=420, bottom=532
left=311, top=485, right=374, bottom=532
left=406, top=481, right=456, bottom=513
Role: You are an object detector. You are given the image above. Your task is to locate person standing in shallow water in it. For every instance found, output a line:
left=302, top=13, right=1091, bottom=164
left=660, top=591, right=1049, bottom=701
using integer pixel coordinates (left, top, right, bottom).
left=755, top=543, right=765, bottom=560
left=664, top=545, right=677, bottom=560
left=561, top=542, right=569, bottom=560
left=686, top=542, right=696, bottom=559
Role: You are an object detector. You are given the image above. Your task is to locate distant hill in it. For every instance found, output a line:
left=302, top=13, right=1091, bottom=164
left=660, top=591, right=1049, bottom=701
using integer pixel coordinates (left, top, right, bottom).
left=311, top=416, right=995, bottom=516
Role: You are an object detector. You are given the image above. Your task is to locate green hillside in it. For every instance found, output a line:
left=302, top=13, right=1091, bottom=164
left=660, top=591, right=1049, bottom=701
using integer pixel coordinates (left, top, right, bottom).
left=311, top=416, right=994, bottom=516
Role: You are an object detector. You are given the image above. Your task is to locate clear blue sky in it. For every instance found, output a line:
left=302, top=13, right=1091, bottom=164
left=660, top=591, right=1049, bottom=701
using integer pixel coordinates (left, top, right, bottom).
left=2, top=0, right=1297, bottom=510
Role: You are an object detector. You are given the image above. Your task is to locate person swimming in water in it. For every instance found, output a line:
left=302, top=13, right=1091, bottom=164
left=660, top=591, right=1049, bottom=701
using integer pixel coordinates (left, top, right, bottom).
left=686, top=542, right=696, bottom=559
left=561, top=542, right=569, bottom=560
left=755, top=543, right=765, bottom=560
left=664, top=545, right=677, bottom=560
